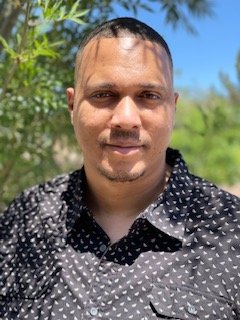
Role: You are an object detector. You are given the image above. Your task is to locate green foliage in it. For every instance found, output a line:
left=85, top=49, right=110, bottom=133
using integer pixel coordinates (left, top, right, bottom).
left=0, top=0, right=86, bottom=210
left=39, top=0, right=89, bottom=24
left=171, top=87, right=240, bottom=185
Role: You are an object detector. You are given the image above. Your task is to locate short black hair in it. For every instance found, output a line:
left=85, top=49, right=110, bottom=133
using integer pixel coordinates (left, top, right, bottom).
left=77, top=17, right=173, bottom=69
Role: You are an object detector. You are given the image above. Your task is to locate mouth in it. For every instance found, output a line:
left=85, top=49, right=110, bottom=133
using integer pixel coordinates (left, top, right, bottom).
left=104, top=144, right=143, bottom=155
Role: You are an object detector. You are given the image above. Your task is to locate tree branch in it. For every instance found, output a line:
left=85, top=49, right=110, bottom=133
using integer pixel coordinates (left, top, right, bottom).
left=0, top=0, right=31, bottom=100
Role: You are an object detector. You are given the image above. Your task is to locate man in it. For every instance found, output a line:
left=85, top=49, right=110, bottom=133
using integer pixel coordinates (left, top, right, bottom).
left=0, top=17, right=239, bottom=319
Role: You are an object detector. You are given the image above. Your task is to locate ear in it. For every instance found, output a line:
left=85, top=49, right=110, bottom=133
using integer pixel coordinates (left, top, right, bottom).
left=174, top=92, right=179, bottom=105
left=66, top=87, right=75, bottom=125
left=172, top=92, right=179, bottom=128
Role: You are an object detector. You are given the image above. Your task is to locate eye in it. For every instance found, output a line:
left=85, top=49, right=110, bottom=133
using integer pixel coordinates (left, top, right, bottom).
left=88, top=91, right=117, bottom=107
left=140, top=91, right=161, bottom=100
left=91, top=92, right=114, bottom=99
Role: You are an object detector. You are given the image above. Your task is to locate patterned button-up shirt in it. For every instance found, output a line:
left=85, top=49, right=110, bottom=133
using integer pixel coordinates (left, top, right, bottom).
left=0, top=148, right=239, bottom=319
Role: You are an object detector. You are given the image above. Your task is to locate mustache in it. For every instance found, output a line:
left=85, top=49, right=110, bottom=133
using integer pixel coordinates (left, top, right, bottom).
left=98, top=129, right=150, bottom=148
left=110, top=129, right=140, bottom=140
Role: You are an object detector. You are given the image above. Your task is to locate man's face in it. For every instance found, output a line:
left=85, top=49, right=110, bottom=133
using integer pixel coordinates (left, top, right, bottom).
left=67, top=37, right=178, bottom=182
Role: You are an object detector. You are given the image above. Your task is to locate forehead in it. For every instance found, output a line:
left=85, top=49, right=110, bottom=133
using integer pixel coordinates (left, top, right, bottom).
left=77, top=36, right=171, bottom=67
left=75, top=37, right=172, bottom=86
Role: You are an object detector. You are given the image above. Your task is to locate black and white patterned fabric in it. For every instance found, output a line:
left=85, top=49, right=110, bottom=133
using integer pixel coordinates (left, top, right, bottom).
left=0, top=148, right=239, bottom=319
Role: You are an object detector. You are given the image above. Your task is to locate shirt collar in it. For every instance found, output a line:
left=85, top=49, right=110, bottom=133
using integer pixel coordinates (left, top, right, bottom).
left=142, top=148, right=194, bottom=242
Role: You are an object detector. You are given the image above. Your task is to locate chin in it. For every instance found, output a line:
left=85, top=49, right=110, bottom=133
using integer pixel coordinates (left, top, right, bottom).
left=97, top=166, right=145, bottom=182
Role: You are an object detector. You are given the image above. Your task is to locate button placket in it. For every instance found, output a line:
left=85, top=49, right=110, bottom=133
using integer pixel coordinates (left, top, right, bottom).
left=87, top=245, right=114, bottom=318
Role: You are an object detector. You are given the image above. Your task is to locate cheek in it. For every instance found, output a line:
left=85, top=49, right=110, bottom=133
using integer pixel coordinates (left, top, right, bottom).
left=162, top=109, right=175, bottom=133
left=148, top=111, right=174, bottom=136
left=73, top=107, right=107, bottom=145
left=146, top=116, right=174, bottom=153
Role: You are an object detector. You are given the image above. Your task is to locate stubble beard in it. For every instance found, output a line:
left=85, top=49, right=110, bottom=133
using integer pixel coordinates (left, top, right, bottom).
left=97, top=165, right=145, bottom=182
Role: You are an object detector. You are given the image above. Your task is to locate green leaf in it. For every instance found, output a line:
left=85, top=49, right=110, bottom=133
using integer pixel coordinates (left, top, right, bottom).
left=68, top=17, right=86, bottom=25
left=0, top=36, right=16, bottom=57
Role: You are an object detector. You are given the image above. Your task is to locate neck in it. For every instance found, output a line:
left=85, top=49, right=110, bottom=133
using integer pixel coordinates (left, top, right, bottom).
left=84, top=160, right=171, bottom=243
left=85, top=161, right=171, bottom=218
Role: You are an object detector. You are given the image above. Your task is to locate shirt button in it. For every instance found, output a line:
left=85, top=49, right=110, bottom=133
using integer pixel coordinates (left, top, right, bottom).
left=99, top=244, right=107, bottom=252
left=90, top=307, right=98, bottom=316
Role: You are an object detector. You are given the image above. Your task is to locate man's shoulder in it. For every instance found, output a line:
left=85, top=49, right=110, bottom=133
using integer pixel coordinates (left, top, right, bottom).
left=0, top=169, right=83, bottom=222
left=22, top=169, right=81, bottom=198
left=188, top=172, right=240, bottom=214
left=167, top=148, right=239, bottom=210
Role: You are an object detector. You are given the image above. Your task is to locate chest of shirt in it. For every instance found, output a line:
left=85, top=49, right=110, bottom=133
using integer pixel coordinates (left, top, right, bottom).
left=0, top=223, right=237, bottom=320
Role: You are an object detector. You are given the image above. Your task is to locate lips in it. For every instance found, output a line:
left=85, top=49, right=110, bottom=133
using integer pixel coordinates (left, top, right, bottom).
left=105, top=143, right=143, bottom=155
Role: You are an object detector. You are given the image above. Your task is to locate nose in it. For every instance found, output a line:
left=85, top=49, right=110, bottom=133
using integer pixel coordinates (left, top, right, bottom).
left=110, top=97, right=141, bottom=130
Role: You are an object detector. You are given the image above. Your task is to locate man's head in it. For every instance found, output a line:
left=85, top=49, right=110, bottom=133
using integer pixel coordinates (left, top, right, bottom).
left=74, top=17, right=173, bottom=85
left=67, top=17, right=178, bottom=184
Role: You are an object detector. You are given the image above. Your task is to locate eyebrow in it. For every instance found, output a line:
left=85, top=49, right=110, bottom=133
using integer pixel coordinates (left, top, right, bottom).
left=84, top=82, right=167, bottom=91
left=137, top=83, right=167, bottom=91
left=85, top=83, right=115, bottom=90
